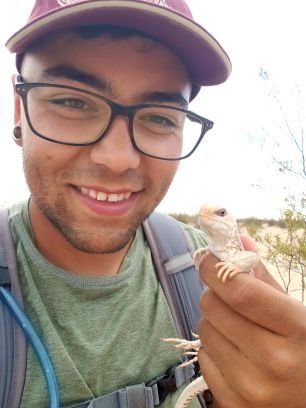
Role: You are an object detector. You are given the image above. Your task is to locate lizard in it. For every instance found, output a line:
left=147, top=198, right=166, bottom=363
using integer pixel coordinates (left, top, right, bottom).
left=163, top=204, right=260, bottom=408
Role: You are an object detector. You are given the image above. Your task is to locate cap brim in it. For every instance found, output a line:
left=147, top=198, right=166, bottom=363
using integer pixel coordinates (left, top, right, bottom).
left=6, top=0, right=231, bottom=88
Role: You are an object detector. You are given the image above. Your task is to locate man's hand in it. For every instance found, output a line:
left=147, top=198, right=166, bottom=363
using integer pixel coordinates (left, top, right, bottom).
left=197, top=236, right=306, bottom=408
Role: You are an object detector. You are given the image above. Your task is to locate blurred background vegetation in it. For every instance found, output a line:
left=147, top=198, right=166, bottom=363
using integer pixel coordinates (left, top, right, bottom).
left=170, top=197, right=305, bottom=304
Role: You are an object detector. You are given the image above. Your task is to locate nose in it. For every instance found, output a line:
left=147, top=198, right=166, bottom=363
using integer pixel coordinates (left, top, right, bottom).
left=89, top=116, right=141, bottom=172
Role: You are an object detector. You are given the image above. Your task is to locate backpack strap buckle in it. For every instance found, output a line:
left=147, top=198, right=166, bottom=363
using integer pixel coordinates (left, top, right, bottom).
left=146, top=367, right=176, bottom=405
left=146, top=363, right=195, bottom=405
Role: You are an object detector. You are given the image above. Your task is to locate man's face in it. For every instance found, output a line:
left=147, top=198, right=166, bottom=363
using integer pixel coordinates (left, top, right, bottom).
left=15, top=30, right=192, bottom=254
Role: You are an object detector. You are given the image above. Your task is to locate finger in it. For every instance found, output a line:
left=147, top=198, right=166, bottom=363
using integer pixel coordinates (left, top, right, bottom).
left=240, top=234, right=284, bottom=291
left=198, top=310, right=306, bottom=407
left=198, top=252, right=306, bottom=336
left=239, top=234, right=258, bottom=252
left=197, top=323, right=265, bottom=407
left=198, top=331, right=281, bottom=407
left=253, top=259, right=285, bottom=291
left=199, top=318, right=246, bottom=377
left=200, top=289, right=284, bottom=363
left=197, top=347, right=242, bottom=408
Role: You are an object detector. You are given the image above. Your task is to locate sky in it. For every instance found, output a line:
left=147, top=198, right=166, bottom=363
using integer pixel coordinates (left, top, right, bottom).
left=0, top=0, right=305, bottom=218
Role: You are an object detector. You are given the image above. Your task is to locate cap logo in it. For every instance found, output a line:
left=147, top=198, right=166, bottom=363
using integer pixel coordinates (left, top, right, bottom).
left=57, top=0, right=171, bottom=6
left=57, top=0, right=85, bottom=6
left=143, top=0, right=171, bottom=8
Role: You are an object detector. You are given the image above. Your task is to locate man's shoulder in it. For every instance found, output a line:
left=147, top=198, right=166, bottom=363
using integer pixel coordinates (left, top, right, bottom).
left=174, top=219, right=207, bottom=252
left=7, top=199, right=29, bottom=221
left=145, top=212, right=207, bottom=253
left=6, top=199, right=31, bottom=243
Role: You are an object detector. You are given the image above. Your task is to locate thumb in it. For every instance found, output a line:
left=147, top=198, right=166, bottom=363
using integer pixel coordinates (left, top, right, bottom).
left=240, top=234, right=285, bottom=292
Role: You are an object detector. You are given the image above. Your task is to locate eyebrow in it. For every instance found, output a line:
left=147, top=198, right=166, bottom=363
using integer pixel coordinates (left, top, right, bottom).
left=38, top=64, right=113, bottom=94
left=136, top=91, right=189, bottom=108
left=37, top=64, right=189, bottom=107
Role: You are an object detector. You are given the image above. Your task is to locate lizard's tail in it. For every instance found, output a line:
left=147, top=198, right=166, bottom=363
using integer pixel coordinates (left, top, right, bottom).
left=175, top=376, right=208, bottom=408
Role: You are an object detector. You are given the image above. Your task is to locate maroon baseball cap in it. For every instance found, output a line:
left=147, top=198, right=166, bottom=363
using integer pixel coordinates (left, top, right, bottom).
left=6, top=0, right=231, bottom=98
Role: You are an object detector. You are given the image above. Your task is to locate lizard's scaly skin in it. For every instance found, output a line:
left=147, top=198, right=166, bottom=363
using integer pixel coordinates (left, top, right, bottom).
left=164, top=204, right=260, bottom=408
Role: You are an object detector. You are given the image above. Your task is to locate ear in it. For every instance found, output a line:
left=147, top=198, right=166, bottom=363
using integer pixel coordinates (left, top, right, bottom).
left=12, top=74, right=22, bottom=146
left=12, top=74, right=21, bottom=123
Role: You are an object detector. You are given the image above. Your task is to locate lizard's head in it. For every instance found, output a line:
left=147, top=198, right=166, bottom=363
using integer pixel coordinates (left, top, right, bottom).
left=198, top=204, right=237, bottom=239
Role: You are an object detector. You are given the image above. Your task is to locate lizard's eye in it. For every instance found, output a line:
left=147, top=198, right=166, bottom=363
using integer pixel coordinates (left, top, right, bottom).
left=215, top=208, right=227, bottom=217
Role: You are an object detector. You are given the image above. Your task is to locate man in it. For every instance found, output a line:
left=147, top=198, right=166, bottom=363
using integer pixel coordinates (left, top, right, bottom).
left=4, top=0, right=306, bottom=407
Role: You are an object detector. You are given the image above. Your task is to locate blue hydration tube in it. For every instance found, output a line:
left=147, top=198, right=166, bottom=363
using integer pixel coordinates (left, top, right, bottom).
left=0, top=287, right=60, bottom=408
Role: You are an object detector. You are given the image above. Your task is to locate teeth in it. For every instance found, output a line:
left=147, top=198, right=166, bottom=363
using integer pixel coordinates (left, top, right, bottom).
left=80, top=187, right=131, bottom=202
left=97, top=191, right=108, bottom=201
left=108, top=193, right=119, bottom=202
left=89, top=189, right=97, bottom=199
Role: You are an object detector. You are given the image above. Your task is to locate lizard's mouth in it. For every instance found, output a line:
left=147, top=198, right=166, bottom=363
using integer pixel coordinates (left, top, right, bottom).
left=198, top=214, right=217, bottom=223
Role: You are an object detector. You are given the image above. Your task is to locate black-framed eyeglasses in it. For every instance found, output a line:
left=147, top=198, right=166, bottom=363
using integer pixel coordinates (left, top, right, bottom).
left=15, top=76, right=214, bottom=161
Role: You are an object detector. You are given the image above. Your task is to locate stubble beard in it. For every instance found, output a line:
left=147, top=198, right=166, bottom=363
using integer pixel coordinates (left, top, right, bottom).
left=38, top=195, right=149, bottom=254
left=24, top=164, right=170, bottom=255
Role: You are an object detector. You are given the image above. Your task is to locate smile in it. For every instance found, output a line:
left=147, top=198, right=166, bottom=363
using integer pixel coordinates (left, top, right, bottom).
left=79, top=187, right=132, bottom=203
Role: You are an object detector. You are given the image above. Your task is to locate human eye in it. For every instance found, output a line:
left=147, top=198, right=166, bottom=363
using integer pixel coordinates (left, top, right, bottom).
left=48, top=90, right=97, bottom=113
left=50, top=96, right=90, bottom=110
left=138, top=108, right=183, bottom=133
left=36, top=86, right=102, bottom=119
left=147, top=114, right=177, bottom=128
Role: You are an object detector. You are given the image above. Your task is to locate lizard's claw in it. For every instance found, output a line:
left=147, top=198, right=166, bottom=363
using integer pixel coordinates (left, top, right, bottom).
left=162, top=335, right=201, bottom=369
left=162, top=337, right=201, bottom=351
left=179, top=352, right=199, bottom=368
left=216, top=261, right=244, bottom=282
left=193, top=247, right=208, bottom=270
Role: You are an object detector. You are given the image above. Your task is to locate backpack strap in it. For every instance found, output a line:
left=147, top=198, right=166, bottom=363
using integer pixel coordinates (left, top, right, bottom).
left=0, top=208, right=27, bottom=408
left=143, top=212, right=204, bottom=341
left=0, top=208, right=59, bottom=408
left=143, top=212, right=206, bottom=407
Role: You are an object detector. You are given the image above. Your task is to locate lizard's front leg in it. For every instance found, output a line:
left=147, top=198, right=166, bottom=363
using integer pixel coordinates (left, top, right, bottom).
left=216, top=250, right=259, bottom=282
left=216, top=260, right=245, bottom=282
left=193, top=247, right=209, bottom=270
